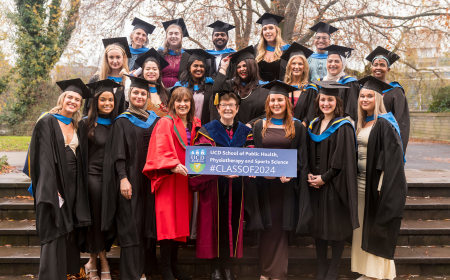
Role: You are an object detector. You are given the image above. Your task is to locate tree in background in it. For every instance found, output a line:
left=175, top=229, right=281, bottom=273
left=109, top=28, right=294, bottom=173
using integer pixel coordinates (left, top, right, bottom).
left=0, top=0, right=81, bottom=128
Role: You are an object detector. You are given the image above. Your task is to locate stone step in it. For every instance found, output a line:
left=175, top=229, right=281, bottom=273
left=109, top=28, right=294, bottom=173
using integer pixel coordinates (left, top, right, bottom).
left=0, top=245, right=449, bottom=276
left=1, top=177, right=450, bottom=198
left=1, top=219, right=449, bottom=247
left=2, top=196, right=448, bottom=222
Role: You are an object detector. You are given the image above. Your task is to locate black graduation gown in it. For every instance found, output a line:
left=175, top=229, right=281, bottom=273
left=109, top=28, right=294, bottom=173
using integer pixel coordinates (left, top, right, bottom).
left=292, top=86, right=319, bottom=125
left=210, top=72, right=270, bottom=124
left=244, top=120, right=311, bottom=234
left=207, top=52, right=235, bottom=79
left=383, top=85, right=410, bottom=150
left=101, top=114, right=159, bottom=246
left=82, top=74, right=126, bottom=117
left=79, top=118, right=116, bottom=253
left=362, top=117, right=407, bottom=259
left=28, top=114, right=91, bottom=244
left=307, top=119, right=359, bottom=240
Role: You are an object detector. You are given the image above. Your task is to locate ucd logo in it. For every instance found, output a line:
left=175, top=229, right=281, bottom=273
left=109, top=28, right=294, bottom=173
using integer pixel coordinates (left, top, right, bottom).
left=189, top=148, right=207, bottom=173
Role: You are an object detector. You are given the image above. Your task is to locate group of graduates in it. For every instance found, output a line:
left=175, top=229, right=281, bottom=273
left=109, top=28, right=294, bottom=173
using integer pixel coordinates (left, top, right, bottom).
left=25, top=12, right=410, bottom=280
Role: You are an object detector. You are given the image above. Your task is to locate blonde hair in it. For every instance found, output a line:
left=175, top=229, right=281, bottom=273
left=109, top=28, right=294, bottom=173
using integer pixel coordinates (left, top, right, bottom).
left=164, top=24, right=183, bottom=55
left=255, top=25, right=286, bottom=63
left=284, top=55, right=310, bottom=87
left=49, top=91, right=83, bottom=130
left=356, top=89, right=387, bottom=135
left=261, top=95, right=296, bottom=139
left=129, top=29, right=149, bottom=47
left=98, top=44, right=130, bottom=84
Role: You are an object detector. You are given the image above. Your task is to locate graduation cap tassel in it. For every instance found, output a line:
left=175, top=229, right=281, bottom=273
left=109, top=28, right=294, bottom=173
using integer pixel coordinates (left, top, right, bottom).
left=214, top=93, right=219, bottom=106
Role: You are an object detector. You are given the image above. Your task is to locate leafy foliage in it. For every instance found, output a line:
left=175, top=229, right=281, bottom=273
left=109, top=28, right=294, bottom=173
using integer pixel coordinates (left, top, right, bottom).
left=428, top=86, right=450, bottom=113
left=1, top=0, right=81, bottom=128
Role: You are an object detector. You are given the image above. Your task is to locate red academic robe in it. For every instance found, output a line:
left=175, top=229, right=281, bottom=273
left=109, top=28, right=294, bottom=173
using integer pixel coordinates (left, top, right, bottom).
left=142, top=114, right=200, bottom=241
left=189, top=120, right=251, bottom=259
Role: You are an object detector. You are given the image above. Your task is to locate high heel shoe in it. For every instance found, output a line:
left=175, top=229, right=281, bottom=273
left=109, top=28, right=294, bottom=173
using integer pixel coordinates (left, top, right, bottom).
left=84, top=264, right=99, bottom=280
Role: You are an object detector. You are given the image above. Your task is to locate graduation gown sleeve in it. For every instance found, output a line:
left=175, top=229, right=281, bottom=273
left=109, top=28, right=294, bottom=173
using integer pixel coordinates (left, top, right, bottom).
left=293, top=86, right=318, bottom=125
left=383, top=87, right=410, bottom=150
left=341, top=81, right=360, bottom=124
left=362, top=117, right=407, bottom=259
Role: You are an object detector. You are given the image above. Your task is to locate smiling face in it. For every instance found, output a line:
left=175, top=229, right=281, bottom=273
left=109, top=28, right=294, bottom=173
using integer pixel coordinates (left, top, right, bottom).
left=327, top=54, right=343, bottom=76
left=314, top=32, right=331, bottom=52
left=268, top=94, right=287, bottom=116
left=236, top=60, right=248, bottom=80
left=97, top=91, right=114, bottom=115
left=131, top=28, right=147, bottom=49
left=190, top=60, right=205, bottom=80
left=262, top=24, right=277, bottom=44
left=318, top=94, right=337, bottom=117
left=61, top=91, right=82, bottom=116
left=143, top=61, right=160, bottom=83
left=212, top=31, right=228, bottom=50
left=107, top=49, right=124, bottom=70
left=371, top=58, right=390, bottom=81
left=359, top=88, right=376, bottom=114
left=166, top=26, right=182, bottom=48
left=130, top=88, right=148, bottom=109
left=290, top=56, right=304, bottom=77
left=174, top=94, right=191, bottom=118
left=217, top=95, right=239, bottom=121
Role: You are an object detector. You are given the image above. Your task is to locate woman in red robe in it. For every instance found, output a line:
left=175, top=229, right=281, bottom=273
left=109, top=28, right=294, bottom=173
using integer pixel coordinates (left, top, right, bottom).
left=143, top=87, right=200, bottom=280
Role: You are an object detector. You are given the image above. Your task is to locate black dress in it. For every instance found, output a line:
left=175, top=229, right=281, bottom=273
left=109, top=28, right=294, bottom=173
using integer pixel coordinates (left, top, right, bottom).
left=102, top=112, right=160, bottom=279
left=258, top=59, right=282, bottom=82
left=82, top=116, right=115, bottom=253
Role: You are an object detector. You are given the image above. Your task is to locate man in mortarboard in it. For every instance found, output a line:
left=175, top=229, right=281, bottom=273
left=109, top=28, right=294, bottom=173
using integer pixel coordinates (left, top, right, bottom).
left=205, top=20, right=237, bottom=79
left=129, top=17, right=156, bottom=70
left=366, top=46, right=410, bottom=150
left=307, top=22, right=339, bottom=81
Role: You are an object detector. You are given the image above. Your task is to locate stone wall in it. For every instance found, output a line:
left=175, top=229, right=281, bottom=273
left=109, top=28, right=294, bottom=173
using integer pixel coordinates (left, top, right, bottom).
left=410, top=111, right=450, bottom=141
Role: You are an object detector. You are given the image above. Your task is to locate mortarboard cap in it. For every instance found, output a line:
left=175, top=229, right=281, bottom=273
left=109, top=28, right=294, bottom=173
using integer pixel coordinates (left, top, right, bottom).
left=56, top=78, right=93, bottom=99
left=322, top=44, right=353, bottom=58
left=135, top=48, right=170, bottom=69
left=313, top=80, right=349, bottom=97
left=365, top=46, right=400, bottom=67
left=131, top=18, right=156, bottom=36
left=229, top=46, right=255, bottom=65
left=207, top=20, right=235, bottom=35
left=102, top=37, right=132, bottom=58
left=262, top=80, right=298, bottom=98
left=280, top=42, right=314, bottom=61
left=185, top=49, right=216, bottom=63
left=86, top=79, right=122, bottom=95
left=162, top=18, right=189, bottom=38
left=125, top=74, right=157, bottom=91
left=256, top=13, right=284, bottom=26
left=213, top=90, right=242, bottom=106
left=358, top=76, right=393, bottom=94
left=309, top=22, right=339, bottom=35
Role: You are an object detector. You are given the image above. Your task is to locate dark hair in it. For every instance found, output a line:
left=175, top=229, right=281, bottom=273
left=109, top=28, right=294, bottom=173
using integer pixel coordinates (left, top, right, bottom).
left=168, top=87, right=196, bottom=123
left=232, top=59, right=261, bottom=98
left=218, top=92, right=240, bottom=106
left=139, top=57, right=170, bottom=105
left=179, top=59, right=207, bottom=92
left=87, top=91, right=118, bottom=140
left=314, top=93, right=344, bottom=120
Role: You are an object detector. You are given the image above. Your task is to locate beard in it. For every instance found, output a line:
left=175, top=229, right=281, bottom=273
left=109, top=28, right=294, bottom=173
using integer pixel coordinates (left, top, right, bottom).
left=213, top=38, right=228, bottom=50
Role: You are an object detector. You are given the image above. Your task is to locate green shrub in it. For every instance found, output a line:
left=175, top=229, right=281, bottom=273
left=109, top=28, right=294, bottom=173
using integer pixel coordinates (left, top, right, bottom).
left=428, top=86, right=450, bottom=113
left=0, top=155, right=8, bottom=169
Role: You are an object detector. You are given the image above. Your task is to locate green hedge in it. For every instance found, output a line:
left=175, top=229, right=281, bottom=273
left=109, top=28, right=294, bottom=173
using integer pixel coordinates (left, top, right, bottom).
left=428, top=86, right=450, bottom=113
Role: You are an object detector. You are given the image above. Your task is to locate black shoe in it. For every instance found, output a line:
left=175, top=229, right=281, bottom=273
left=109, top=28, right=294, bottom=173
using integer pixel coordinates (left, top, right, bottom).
left=162, top=266, right=175, bottom=280
left=172, top=265, right=191, bottom=280
left=222, top=268, right=236, bottom=280
left=211, top=269, right=223, bottom=280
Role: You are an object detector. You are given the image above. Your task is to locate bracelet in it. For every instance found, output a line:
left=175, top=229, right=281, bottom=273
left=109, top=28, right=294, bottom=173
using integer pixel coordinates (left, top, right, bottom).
left=220, top=67, right=227, bottom=72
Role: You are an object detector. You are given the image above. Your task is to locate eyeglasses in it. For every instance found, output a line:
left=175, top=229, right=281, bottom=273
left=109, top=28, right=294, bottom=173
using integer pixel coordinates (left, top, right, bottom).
left=315, top=36, right=330, bottom=40
left=218, top=104, right=237, bottom=108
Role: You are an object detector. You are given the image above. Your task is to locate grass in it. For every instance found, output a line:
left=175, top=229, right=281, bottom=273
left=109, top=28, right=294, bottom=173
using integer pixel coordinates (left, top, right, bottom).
left=0, top=136, right=31, bottom=151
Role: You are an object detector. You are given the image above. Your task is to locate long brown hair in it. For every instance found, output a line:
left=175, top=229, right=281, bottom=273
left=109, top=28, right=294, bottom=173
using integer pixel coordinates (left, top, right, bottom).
left=232, top=59, right=261, bottom=98
left=163, top=24, right=183, bottom=55
left=284, top=55, right=310, bottom=87
left=98, top=44, right=130, bottom=84
left=86, top=91, right=118, bottom=140
left=313, top=93, right=344, bottom=120
left=168, top=87, right=196, bottom=123
left=139, top=57, right=170, bottom=105
left=261, top=95, right=295, bottom=139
